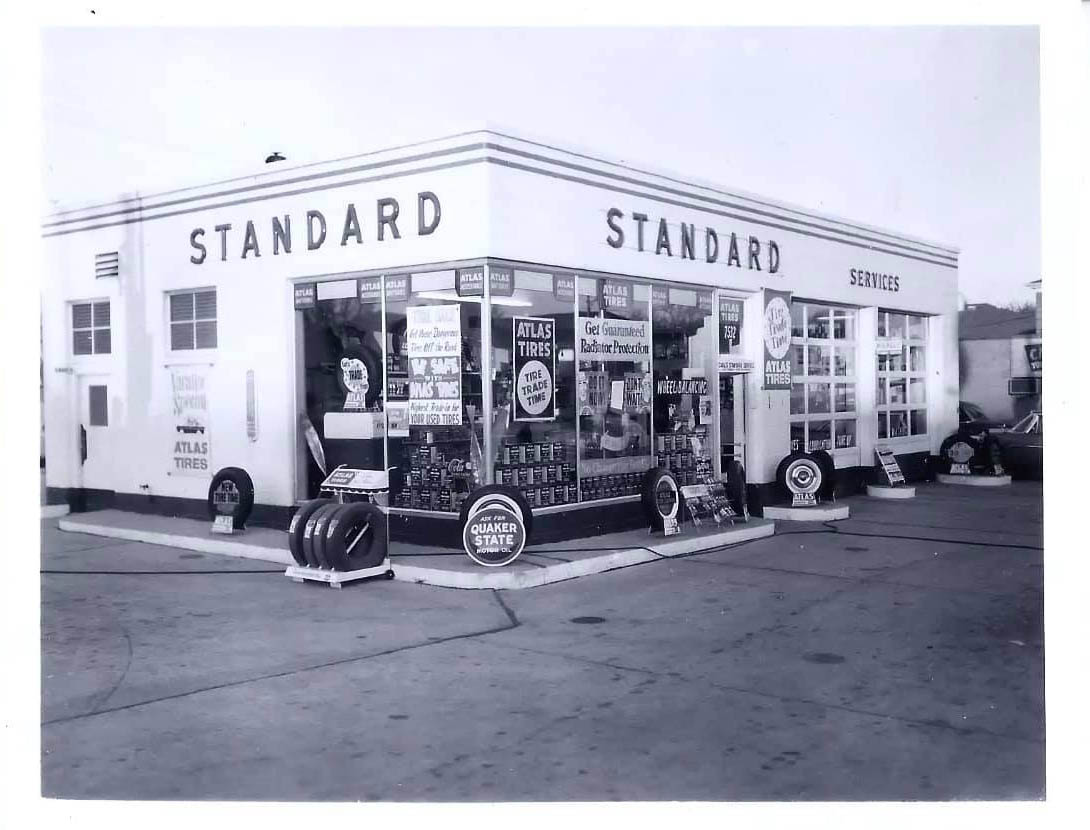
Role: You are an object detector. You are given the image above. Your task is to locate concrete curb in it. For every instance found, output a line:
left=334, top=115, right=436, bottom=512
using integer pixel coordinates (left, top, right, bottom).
left=936, top=473, right=1012, bottom=487
left=57, top=517, right=295, bottom=566
left=41, top=504, right=71, bottom=519
left=866, top=484, right=916, bottom=499
left=57, top=512, right=776, bottom=590
left=763, top=504, right=850, bottom=521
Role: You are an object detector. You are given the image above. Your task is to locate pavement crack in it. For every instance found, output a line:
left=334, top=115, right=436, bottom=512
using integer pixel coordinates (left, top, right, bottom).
left=482, top=639, right=1043, bottom=747
left=43, top=596, right=520, bottom=727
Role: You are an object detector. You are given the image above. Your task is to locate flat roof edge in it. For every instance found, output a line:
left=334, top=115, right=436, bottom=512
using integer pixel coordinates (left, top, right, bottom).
left=41, top=125, right=960, bottom=257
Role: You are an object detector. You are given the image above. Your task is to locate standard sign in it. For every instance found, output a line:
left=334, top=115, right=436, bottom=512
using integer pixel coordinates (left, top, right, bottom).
left=463, top=504, right=526, bottom=567
left=406, top=304, right=462, bottom=426
left=875, top=447, right=906, bottom=486
left=513, top=316, right=556, bottom=421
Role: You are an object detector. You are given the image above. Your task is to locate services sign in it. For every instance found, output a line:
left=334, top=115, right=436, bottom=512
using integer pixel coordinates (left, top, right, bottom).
left=406, top=304, right=462, bottom=426
left=513, top=316, right=556, bottom=421
left=762, top=288, right=793, bottom=390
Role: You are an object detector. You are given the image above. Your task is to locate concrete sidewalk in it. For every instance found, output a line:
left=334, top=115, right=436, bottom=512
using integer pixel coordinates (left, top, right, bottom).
left=58, top=508, right=776, bottom=590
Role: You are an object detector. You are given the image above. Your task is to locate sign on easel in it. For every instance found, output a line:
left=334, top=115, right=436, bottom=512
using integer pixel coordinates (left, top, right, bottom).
left=211, top=514, right=235, bottom=534
left=875, top=447, right=906, bottom=486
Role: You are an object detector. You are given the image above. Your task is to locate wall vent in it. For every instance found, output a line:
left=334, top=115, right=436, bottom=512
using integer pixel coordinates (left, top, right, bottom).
left=95, top=251, right=119, bottom=279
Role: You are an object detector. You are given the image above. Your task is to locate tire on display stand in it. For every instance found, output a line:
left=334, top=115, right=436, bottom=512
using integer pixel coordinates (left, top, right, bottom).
left=459, top=485, right=534, bottom=544
left=810, top=450, right=838, bottom=501
left=207, top=466, right=255, bottom=528
left=304, top=502, right=341, bottom=569
left=323, top=502, right=388, bottom=571
left=775, top=452, right=824, bottom=503
left=287, top=498, right=332, bottom=566
left=641, top=467, right=682, bottom=531
left=939, top=433, right=976, bottom=474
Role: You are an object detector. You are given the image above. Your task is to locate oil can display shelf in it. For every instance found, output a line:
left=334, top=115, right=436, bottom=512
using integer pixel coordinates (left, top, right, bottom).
left=936, top=473, right=1012, bottom=487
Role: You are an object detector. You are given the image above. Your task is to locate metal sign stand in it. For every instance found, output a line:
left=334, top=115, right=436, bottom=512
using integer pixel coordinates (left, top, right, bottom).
left=285, top=465, right=394, bottom=588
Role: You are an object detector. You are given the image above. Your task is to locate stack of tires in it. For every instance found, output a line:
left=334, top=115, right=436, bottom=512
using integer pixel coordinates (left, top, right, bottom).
left=287, top=498, right=392, bottom=576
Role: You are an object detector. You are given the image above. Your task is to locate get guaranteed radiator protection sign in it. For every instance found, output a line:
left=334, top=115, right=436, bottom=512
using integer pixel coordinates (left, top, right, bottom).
left=513, top=316, right=556, bottom=422
left=762, top=289, right=793, bottom=390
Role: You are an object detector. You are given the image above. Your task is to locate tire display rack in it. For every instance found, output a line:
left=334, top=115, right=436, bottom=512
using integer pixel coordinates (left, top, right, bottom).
left=285, top=465, right=395, bottom=588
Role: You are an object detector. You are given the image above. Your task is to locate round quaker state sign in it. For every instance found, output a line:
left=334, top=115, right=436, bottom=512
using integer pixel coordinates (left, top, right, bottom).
left=212, top=479, right=240, bottom=515
left=516, top=359, right=552, bottom=417
left=340, top=357, right=369, bottom=410
left=763, top=295, right=792, bottom=361
left=463, top=503, right=527, bottom=567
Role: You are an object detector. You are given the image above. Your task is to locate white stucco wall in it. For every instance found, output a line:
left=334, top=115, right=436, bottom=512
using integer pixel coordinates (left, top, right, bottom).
left=42, top=129, right=961, bottom=507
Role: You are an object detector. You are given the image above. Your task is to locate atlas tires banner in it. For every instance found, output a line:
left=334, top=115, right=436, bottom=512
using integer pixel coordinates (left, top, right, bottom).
left=406, top=304, right=462, bottom=426
left=513, top=316, right=556, bottom=421
left=169, top=365, right=212, bottom=476
left=762, top=288, right=793, bottom=390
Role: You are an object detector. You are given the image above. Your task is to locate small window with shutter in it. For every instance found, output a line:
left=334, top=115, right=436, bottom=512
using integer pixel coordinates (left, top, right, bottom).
left=72, top=301, right=111, bottom=355
left=169, top=289, right=217, bottom=351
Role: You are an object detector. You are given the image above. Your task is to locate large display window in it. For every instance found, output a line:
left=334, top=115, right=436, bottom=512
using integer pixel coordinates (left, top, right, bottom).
left=575, top=276, right=653, bottom=502
left=877, top=310, right=928, bottom=440
left=384, top=271, right=484, bottom=514
left=300, top=281, right=386, bottom=496
left=789, top=301, right=858, bottom=454
left=489, top=269, right=578, bottom=509
left=651, top=285, right=719, bottom=486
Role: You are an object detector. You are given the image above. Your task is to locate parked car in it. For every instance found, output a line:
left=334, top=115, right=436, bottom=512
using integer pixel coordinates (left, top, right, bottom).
left=993, top=410, right=1042, bottom=479
left=959, top=401, right=1009, bottom=433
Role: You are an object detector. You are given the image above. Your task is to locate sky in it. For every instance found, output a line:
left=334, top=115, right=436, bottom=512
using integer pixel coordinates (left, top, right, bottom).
left=39, top=26, right=1040, bottom=306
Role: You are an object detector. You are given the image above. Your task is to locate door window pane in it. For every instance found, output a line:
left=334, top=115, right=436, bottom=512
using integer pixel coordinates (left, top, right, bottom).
left=911, top=409, right=928, bottom=436
left=807, top=345, right=831, bottom=376
left=807, top=383, right=831, bottom=414
left=807, top=420, right=832, bottom=452
left=835, top=383, right=856, bottom=412
left=806, top=305, right=830, bottom=339
left=790, top=421, right=805, bottom=453
left=835, top=419, right=856, bottom=449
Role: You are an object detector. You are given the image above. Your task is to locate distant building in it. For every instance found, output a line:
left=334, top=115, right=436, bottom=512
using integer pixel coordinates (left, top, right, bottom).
left=958, top=282, right=1042, bottom=423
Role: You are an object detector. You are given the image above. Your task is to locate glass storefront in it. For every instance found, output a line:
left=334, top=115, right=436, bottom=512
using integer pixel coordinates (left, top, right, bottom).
left=877, top=310, right=928, bottom=440
left=298, top=263, right=754, bottom=513
left=789, top=301, right=858, bottom=453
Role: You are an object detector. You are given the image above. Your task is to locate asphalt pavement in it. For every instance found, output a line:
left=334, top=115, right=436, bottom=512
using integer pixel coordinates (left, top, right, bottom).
left=40, top=481, right=1044, bottom=801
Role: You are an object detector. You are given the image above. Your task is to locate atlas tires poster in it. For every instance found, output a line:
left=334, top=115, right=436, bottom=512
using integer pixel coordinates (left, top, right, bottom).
left=513, top=316, right=556, bottom=422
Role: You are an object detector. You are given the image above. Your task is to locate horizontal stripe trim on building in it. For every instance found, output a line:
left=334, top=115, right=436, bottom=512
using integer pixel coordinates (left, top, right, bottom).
left=483, top=141, right=957, bottom=263
left=488, top=157, right=958, bottom=269
left=42, top=136, right=955, bottom=261
left=41, top=142, right=489, bottom=229
left=41, top=153, right=956, bottom=269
